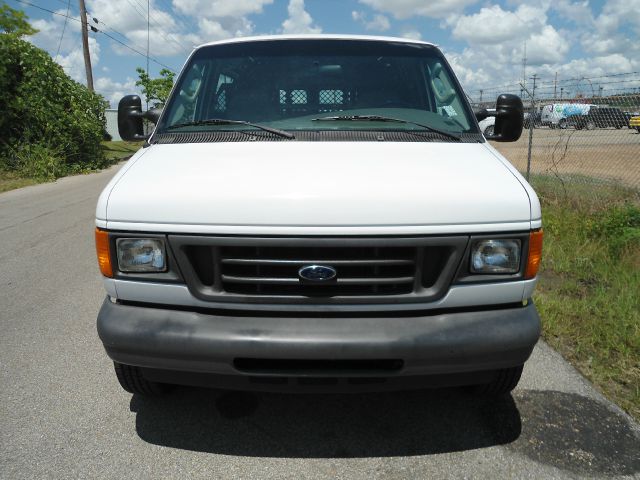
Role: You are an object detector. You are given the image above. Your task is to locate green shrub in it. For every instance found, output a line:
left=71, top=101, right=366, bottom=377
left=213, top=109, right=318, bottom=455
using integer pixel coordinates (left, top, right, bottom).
left=13, top=143, right=64, bottom=179
left=0, top=33, right=108, bottom=178
left=589, top=204, right=640, bottom=255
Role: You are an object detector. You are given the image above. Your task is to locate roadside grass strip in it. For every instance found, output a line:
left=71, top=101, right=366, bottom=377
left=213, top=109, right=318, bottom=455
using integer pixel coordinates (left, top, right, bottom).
left=532, top=175, right=640, bottom=420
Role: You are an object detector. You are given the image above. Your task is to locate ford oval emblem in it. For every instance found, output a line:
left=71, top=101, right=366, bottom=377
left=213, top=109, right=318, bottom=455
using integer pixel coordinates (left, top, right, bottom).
left=298, top=265, right=337, bottom=282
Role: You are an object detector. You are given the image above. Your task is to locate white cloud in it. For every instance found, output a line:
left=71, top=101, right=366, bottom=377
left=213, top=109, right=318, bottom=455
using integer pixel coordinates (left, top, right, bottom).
left=525, top=25, right=570, bottom=65
left=351, top=11, right=390, bottom=31
left=359, top=0, right=478, bottom=20
left=173, top=0, right=273, bottom=18
left=87, top=0, right=193, bottom=58
left=31, top=10, right=82, bottom=59
left=95, top=76, right=139, bottom=107
left=400, top=28, right=422, bottom=40
left=56, top=37, right=101, bottom=85
left=451, top=4, right=547, bottom=44
left=282, top=0, right=321, bottom=34
left=196, top=16, right=254, bottom=41
left=446, top=49, right=492, bottom=90
left=552, top=0, right=640, bottom=58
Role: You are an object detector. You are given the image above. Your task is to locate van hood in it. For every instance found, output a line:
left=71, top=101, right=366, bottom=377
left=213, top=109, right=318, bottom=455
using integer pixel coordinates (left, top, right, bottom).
left=99, top=142, right=533, bottom=235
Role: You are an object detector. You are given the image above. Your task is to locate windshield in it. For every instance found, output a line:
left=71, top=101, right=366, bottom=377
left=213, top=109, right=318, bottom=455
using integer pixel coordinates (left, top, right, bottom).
left=158, top=39, right=477, bottom=136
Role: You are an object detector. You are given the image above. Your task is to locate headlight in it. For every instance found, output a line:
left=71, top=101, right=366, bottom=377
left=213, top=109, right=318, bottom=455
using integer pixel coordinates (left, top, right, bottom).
left=470, top=239, right=521, bottom=274
left=116, top=238, right=166, bottom=273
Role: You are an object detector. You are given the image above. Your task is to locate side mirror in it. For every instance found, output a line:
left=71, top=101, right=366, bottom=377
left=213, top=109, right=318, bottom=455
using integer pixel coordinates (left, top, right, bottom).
left=146, top=107, right=162, bottom=124
left=485, top=94, right=524, bottom=142
left=117, top=95, right=162, bottom=141
left=474, top=108, right=489, bottom=122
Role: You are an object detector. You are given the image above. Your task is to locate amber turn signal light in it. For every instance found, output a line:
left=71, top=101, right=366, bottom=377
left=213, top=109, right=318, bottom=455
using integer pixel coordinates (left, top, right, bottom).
left=95, top=228, right=113, bottom=278
left=524, top=229, right=543, bottom=279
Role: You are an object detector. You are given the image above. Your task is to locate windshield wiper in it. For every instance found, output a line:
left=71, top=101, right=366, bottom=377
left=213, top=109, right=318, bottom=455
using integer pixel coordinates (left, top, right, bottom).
left=311, top=115, right=461, bottom=141
left=166, top=118, right=295, bottom=139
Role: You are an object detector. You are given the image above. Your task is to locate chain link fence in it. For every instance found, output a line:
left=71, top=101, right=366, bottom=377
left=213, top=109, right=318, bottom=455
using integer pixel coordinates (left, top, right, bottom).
left=469, top=72, right=640, bottom=196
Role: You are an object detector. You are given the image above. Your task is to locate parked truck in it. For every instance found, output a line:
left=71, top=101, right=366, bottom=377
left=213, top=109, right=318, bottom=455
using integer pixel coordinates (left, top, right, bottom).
left=96, top=35, right=542, bottom=400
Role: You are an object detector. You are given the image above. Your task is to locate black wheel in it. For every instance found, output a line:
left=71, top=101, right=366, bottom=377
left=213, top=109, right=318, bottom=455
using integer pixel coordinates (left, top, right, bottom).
left=474, top=365, right=523, bottom=396
left=484, top=125, right=494, bottom=136
left=586, top=121, right=596, bottom=130
left=113, top=362, right=169, bottom=395
left=559, top=118, right=568, bottom=129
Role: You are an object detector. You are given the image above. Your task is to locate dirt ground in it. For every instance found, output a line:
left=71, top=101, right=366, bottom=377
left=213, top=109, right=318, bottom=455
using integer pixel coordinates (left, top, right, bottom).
left=492, top=127, right=640, bottom=188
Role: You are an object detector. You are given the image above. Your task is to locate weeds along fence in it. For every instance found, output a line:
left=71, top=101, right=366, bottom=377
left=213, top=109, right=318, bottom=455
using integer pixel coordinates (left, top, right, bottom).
left=469, top=72, right=640, bottom=198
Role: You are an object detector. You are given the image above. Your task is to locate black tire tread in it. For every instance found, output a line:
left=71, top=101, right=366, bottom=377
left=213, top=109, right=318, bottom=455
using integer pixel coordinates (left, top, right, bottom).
left=113, top=362, right=168, bottom=395
left=475, top=365, right=523, bottom=396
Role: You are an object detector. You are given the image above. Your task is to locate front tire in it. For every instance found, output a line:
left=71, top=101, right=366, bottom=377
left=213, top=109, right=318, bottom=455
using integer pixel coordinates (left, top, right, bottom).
left=484, top=125, right=494, bottom=136
left=114, top=362, right=169, bottom=396
left=474, top=365, right=523, bottom=396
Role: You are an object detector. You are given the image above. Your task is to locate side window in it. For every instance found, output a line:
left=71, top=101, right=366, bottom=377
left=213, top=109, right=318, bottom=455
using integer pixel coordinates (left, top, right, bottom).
left=426, top=61, right=470, bottom=130
left=166, top=63, right=205, bottom=125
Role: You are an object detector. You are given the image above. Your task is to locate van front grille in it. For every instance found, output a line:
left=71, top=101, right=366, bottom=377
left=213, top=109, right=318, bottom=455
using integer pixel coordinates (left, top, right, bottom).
left=219, top=245, right=416, bottom=296
left=168, top=236, right=468, bottom=306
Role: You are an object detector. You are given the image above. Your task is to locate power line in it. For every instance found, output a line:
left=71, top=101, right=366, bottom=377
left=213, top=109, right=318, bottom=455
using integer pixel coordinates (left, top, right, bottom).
left=97, top=29, right=177, bottom=72
left=472, top=72, right=640, bottom=95
left=156, top=0, right=199, bottom=34
left=85, top=15, right=178, bottom=72
left=12, top=0, right=179, bottom=73
left=54, top=0, right=71, bottom=61
left=126, top=0, right=192, bottom=56
left=10, top=0, right=81, bottom=22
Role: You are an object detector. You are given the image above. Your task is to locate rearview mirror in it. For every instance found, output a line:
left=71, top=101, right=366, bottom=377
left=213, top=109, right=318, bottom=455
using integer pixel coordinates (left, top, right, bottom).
left=117, top=95, right=162, bottom=141
left=485, top=94, right=524, bottom=142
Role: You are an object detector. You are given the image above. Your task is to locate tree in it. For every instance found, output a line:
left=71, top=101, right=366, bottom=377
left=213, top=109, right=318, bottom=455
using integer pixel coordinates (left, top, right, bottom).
left=0, top=35, right=108, bottom=178
left=0, top=2, right=38, bottom=36
left=135, top=67, right=175, bottom=107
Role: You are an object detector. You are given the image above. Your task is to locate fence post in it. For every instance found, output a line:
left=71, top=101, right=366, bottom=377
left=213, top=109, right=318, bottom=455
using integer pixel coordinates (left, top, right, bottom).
left=525, top=74, right=537, bottom=181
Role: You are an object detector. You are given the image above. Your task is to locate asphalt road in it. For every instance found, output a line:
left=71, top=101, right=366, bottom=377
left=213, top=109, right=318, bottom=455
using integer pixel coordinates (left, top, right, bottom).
left=1, top=165, right=639, bottom=479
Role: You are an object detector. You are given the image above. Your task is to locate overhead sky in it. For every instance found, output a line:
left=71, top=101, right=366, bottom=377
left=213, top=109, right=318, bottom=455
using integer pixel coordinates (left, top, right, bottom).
left=11, top=0, right=640, bottom=107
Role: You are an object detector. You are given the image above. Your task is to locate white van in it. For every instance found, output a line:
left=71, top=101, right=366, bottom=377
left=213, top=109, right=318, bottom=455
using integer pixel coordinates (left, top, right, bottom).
left=96, top=35, right=542, bottom=400
left=541, top=103, right=595, bottom=128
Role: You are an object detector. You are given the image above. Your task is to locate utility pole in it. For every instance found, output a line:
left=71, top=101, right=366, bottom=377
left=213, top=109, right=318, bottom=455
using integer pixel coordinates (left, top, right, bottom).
left=553, top=71, right=557, bottom=99
left=479, top=89, right=483, bottom=103
left=531, top=74, right=537, bottom=101
left=146, top=0, right=150, bottom=113
left=78, top=0, right=94, bottom=91
left=146, top=0, right=150, bottom=80
left=521, top=41, right=527, bottom=91
left=560, top=87, right=564, bottom=100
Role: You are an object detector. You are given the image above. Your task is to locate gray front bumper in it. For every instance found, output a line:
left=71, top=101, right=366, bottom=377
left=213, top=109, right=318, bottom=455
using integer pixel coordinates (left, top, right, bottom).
left=97, top=298, right=540, bottom=379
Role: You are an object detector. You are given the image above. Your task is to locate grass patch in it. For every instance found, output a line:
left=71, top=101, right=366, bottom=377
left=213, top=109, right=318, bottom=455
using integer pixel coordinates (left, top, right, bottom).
left=531, top=175, right=640, bottom=419
left=102, top=140, right=143, bottom=162
left=0, top=141, right=142, bottom=194
left=0, top=170, right=40, bottom=193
